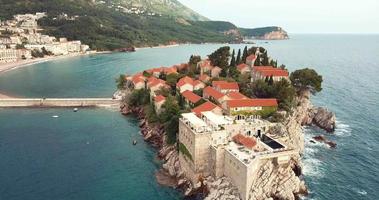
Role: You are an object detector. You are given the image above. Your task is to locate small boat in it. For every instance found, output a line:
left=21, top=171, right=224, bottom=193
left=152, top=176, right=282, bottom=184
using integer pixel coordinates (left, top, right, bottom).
left=52, top=115, right=59, bottom=118
left=73, top=108, right=79, bottom=112
left=133, top=140, right=137, bottom=145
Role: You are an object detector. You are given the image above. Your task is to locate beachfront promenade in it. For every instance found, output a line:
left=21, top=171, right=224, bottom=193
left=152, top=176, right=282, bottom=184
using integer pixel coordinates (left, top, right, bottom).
left=0, top=98, right=120, bottom=107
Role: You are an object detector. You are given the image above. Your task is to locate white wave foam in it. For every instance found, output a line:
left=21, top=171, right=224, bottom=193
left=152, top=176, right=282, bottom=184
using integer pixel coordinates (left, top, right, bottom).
left=303, top=128, right=325, bottom=178
left=353, top=187, right=367, bottom=196
left=334, top=120, right=352, bottom=137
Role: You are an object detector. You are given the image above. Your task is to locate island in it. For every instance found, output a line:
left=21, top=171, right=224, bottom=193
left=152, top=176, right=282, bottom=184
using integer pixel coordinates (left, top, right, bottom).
left=115, top=46, right=336, bottom=200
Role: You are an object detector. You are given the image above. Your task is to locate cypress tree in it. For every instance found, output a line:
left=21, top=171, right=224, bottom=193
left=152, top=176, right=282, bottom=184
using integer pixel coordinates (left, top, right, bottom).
left=242, top=46, right=248, bottom=63
left=268, top=75, right=274, bottom=85
left=236, top=49, right=241, bottom=65
left=230, top=49, right=236, bottom=67
left=254, top=54, right=261, bottom=66
left=265, top=76, right=269, bottom=83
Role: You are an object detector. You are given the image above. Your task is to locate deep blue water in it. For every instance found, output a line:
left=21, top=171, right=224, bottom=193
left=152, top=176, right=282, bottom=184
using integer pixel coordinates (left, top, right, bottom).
left=0, top=35, right=378, bottom=199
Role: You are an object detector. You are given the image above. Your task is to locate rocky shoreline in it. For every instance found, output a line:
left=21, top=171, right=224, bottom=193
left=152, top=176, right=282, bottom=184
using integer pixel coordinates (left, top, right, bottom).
left=118, top=89, right=336, bottom=200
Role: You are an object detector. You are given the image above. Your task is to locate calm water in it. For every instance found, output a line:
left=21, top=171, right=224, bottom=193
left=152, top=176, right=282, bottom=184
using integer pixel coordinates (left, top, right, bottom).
left=0, top=35, right=378, bottom=199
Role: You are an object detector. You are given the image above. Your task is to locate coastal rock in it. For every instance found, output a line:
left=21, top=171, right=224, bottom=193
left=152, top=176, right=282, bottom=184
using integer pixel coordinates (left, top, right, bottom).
left=311, top=107, right=336, bottom=132
left=155, top=169, right=177, bottom=188
left=313, top=135, right=337, bottom=148
left=205, top=177, right=240, bottom=200
left=248, top=159, right=307, bottom=200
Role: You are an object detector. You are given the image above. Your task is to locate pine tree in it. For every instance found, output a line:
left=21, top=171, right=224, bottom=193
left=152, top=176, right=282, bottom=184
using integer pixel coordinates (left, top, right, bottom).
left=236, top=49, right=241, bottom=65
left=230, top=49, right=236, bottom=67
left=242, top=46, right=248, bottom=63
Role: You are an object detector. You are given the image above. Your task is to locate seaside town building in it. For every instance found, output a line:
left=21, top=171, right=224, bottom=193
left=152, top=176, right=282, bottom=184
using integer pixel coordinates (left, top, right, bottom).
left=176, top=76, right=205, bottom=93
left=154, top=95, right=166, bottom=113
left=199, top=74, right=211, bottom=83
left=129, top=73, right=146, bottom=90
left=212, top=81, right=240, bottom=94
left=178, top=110, right=295, bottom=200
left=191, top=101, right=223, bottom=116
left=203, top=86, right=225, bottom=104
left=181, top=90, right=202, bottom=108
left=0, top=48, right=32, bottom=63
left=251, top=66, right=289, bottom=82
left=147, top=77, right=169, bottom=97
left=246, top=54, right=257, bottom=67
left=0, top=12, right=90, bottom=63
left=223, top=98, right=278, bottom=120
left=237, top=63, right=250, bottom=74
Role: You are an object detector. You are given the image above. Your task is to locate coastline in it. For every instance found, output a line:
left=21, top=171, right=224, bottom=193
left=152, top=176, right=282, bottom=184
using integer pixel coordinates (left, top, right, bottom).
left=0, top=51, right=108, bottom=75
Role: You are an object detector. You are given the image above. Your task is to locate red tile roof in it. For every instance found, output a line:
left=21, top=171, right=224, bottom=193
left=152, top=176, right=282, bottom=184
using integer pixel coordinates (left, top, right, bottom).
left=246, top=54, right=256, bottom=62
left=259, top=69, right=289, bottom=77
left=226, top=98, right=278, bottom=108
left=193, top=80, right=204, bottom=87
left=199, top=74, right=210, bottom=82
left=212, top=81, right=239, bottom=90
left=176, top=76, right=194, bottom=88
left=163, top=66, right=178, bottom=75
left=182, top=90, right=202, bottom=104
left=237, top=63, right=249, bottom=71
left=146, top=67, right=163, bottom=74
left=233, top=134, right=257, bottom=149
left=203, top=86, right=225, bottom=100
left=191, top=101, right=220, bottom=116
left=131, top=74, right=145, bottom=84
left=227, top=92, right=248, bottom=100
left=253, top=66, right=289, bottom=77
left=148, top=77, right=167, bottom=88
left=154, top=95, right=166, bottom=103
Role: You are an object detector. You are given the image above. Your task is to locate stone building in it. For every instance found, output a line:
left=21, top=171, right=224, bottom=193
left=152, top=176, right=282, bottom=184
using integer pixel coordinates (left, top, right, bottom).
left=178, top=111, right=296, bottom=200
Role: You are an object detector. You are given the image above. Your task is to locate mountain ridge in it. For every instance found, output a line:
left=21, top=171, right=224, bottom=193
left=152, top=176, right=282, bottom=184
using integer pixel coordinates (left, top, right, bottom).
left=0, top=0, right=288, bottom=50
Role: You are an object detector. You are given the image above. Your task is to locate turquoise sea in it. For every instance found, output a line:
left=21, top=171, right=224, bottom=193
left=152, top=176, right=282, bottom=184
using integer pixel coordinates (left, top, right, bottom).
left=0, top=35, right=378, bottom=199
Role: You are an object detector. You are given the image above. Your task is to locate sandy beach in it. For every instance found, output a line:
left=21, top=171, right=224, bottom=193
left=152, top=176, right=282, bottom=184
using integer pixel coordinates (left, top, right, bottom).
left=0, top=51, right=105, bottom=75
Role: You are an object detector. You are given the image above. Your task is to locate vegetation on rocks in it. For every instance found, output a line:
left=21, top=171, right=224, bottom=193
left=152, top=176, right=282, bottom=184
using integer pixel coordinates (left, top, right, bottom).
left=290, top=68, right=323, bottom=95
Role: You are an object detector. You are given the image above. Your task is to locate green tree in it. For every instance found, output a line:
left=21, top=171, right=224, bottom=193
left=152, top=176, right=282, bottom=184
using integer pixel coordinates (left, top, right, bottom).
left=274, top=79, right=296, bottom=111
left=290, top=68, right=323, bottom=94
left=115, top=74, right=127, bottom=89
left=127, top=89, right=150, bottom=106
left=189, top=55, right=201, bottom=66
left=236, top=49, right=241, bottom=64
left=242, top=46, right=248, bottom=63
left=159, top=95, right=181, bottom=144
left=230, top=49, right=236, bottom=67
left=208, top=46, right=230, bottom=69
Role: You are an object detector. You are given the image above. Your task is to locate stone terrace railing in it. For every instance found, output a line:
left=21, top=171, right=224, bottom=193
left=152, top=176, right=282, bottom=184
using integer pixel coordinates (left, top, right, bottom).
left=0, top=98, right=120, bottom=107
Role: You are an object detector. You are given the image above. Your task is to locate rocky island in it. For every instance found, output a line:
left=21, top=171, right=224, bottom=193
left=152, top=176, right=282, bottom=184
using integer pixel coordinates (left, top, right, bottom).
left=115, top=45, right=335, bottom=200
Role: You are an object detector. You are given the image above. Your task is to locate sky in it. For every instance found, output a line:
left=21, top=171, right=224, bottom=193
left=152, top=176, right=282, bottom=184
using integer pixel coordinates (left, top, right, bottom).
left=179, top=0, right=379, bottom=34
